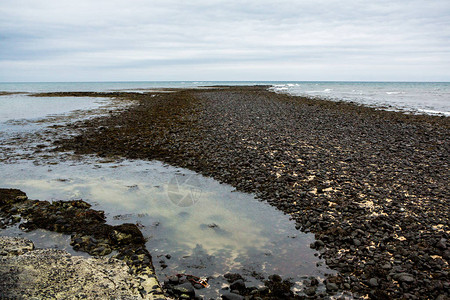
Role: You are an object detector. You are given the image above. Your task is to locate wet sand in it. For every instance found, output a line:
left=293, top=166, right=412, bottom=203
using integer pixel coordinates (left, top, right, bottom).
left=47, top=86, right=449, bottom=299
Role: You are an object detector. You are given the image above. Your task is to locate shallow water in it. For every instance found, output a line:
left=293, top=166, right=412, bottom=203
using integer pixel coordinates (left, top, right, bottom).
left=0, top=158, right=332, bottom=297
left=0, top=93, right=109, bottom=123
left=0, top=226, right=90, bottom=258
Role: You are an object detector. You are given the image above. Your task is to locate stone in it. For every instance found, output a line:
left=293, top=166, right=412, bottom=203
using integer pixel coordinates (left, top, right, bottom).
left=0, top=237, right=144, bottom=299
left=310, top=277, right=319, bottom=286
left=398, top=275, right=414, bottom=283
left=224, top=273, right=244, bottom=283
left=0, top=236, right=34, bottom=256
left=230, top=279, right=246, bottom=292
left=436, top=238, right=447, bottom=250
left=392, top=272, right=414, bottom=283
left=381, top=263, right=392, bottom=270
left=304, top=286, right=317, bottom=296
left=173, top=282, right=195, bottom=297
left=257, top=286, right=269, bottom=294
left=269, top=274, right=282, bottom=282
left=369, top=278, right=379, bottom=287
left=221, top=291, right=244, bottom=300
left=326, top=282, right=338, bottom=292
left=167, top=275, right=179, bottom=284
left=353, top=239, right=362, bottom=246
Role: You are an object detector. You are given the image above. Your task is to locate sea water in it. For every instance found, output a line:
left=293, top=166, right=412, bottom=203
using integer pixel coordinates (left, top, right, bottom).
left=271, top=81, right=450, bottom=116
left=1, top=81, right=449, bottom=116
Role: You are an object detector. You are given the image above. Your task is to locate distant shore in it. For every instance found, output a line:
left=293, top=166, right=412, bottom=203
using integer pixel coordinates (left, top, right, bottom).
left=40, top=86, right=450, bottom=299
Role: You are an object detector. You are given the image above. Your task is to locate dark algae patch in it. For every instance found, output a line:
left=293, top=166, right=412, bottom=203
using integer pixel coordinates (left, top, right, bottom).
left=52, top=86, right=449, bottom=299
left=0, top=188, right=165, bottom=299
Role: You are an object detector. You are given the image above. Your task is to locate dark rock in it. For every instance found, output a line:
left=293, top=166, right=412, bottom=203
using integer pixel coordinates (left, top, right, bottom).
left=368, top=278, right=379, bottom=287
left=172, top=282, right=195, bottom=297
left=167, top=275, right=179, bottom=284
left=224, top=273, right=244, bottom=283
left=436, top=238, right=447, bottom=250
left=310, top=277, right=319, bottom=286
left=221, top=291, right=244, bottom=300
left=257, top=286, right=269, bottom=294
left=353, top=239, right=361, bottom=246
left=304, top=286, right=317, bottom=296
left=230, top=279, right=246, bottom=292
left=268, top=274, right=282, bottom=282
left=326, top=282, right=338, bottom=292
left=398, top=275, right=414, bottom=283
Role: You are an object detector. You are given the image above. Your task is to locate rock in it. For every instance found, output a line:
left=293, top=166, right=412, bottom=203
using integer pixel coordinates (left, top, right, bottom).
left=173, top=282, right=195, bottom=297
left=0, top=188, right=27, bottom=206
left=398, top=275, right=414, bottom=283
left=326, top=282, right=338, bottom=292
left=368, top=278, right=379, bottom=287
left=353, top=239, right=361, bottom=246
left=381, top=263, right=392, bottom=270
left=111, top=223, right=145, bottom=244
left=0, top=236, right=34, bottom=256
left=392, top=272, right=415, bottom=283
left=224, top=273, right=244, bottom=283
left=269, top=274, right=282, bottom=282
left=0, top=237, right=144, bottom=299
left=304, top=286, right=317, bottom=296
left=436, top=238, right=447, bottom=250
left=221, top=291, right=244, bottom=300
left=167, top=275, right=179, bottom=284
left=230, top=279, right=246, bottom=292
left=310, top=277, right=319, bottom=286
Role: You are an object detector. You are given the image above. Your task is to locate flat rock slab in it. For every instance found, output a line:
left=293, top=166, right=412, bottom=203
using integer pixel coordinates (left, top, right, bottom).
left=0, top=236, right=155, bottom=299
left=0, top=236, right=34, bottom=256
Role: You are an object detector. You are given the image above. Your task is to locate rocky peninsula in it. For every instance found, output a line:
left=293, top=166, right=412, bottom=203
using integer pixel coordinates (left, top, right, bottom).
left=10, top=86, right=450, bottom=299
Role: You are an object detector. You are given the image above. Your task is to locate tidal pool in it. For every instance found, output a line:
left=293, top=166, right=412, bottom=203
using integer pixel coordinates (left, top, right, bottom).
left=0, top=158, right=333, bottom=297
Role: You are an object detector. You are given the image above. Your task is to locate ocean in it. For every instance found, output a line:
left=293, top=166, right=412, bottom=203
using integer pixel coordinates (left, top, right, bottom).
left=1, top=81, right=449, bottom=117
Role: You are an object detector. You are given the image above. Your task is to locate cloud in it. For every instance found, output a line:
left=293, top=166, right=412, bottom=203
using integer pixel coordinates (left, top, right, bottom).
left=1, top=0, right=449, bottom=81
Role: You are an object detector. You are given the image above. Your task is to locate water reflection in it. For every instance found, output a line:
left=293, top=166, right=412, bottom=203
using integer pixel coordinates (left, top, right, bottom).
left=0, top=158, right=333, bottom=297
left=0, top=227, right=90, bottom=258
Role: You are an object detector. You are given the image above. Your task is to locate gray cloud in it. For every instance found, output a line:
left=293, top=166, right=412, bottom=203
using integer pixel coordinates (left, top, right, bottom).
left=1, top=0, right=449, bottom=81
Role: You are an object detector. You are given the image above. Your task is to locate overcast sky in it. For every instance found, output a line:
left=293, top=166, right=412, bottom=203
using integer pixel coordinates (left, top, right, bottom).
left=1, top=0, right=449, bottom=82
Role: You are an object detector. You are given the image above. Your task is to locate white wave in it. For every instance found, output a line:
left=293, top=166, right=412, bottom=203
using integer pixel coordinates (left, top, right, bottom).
left=417, top=109, right=450, bottom=116
left=385, top=91, right=406, bottom=95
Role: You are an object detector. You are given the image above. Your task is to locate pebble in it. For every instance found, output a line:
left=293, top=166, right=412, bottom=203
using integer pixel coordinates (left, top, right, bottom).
left=368, top=278, right=379, bottom=287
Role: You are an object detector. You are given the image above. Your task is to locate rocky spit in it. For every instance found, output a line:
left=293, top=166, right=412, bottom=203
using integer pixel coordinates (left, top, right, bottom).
left=29, top=86, right=449, bottom=299
left=0, top=188, right=165, bottom=299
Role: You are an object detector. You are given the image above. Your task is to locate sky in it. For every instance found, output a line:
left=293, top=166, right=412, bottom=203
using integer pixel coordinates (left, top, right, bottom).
left=1, top=0, right=449, bottom=82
